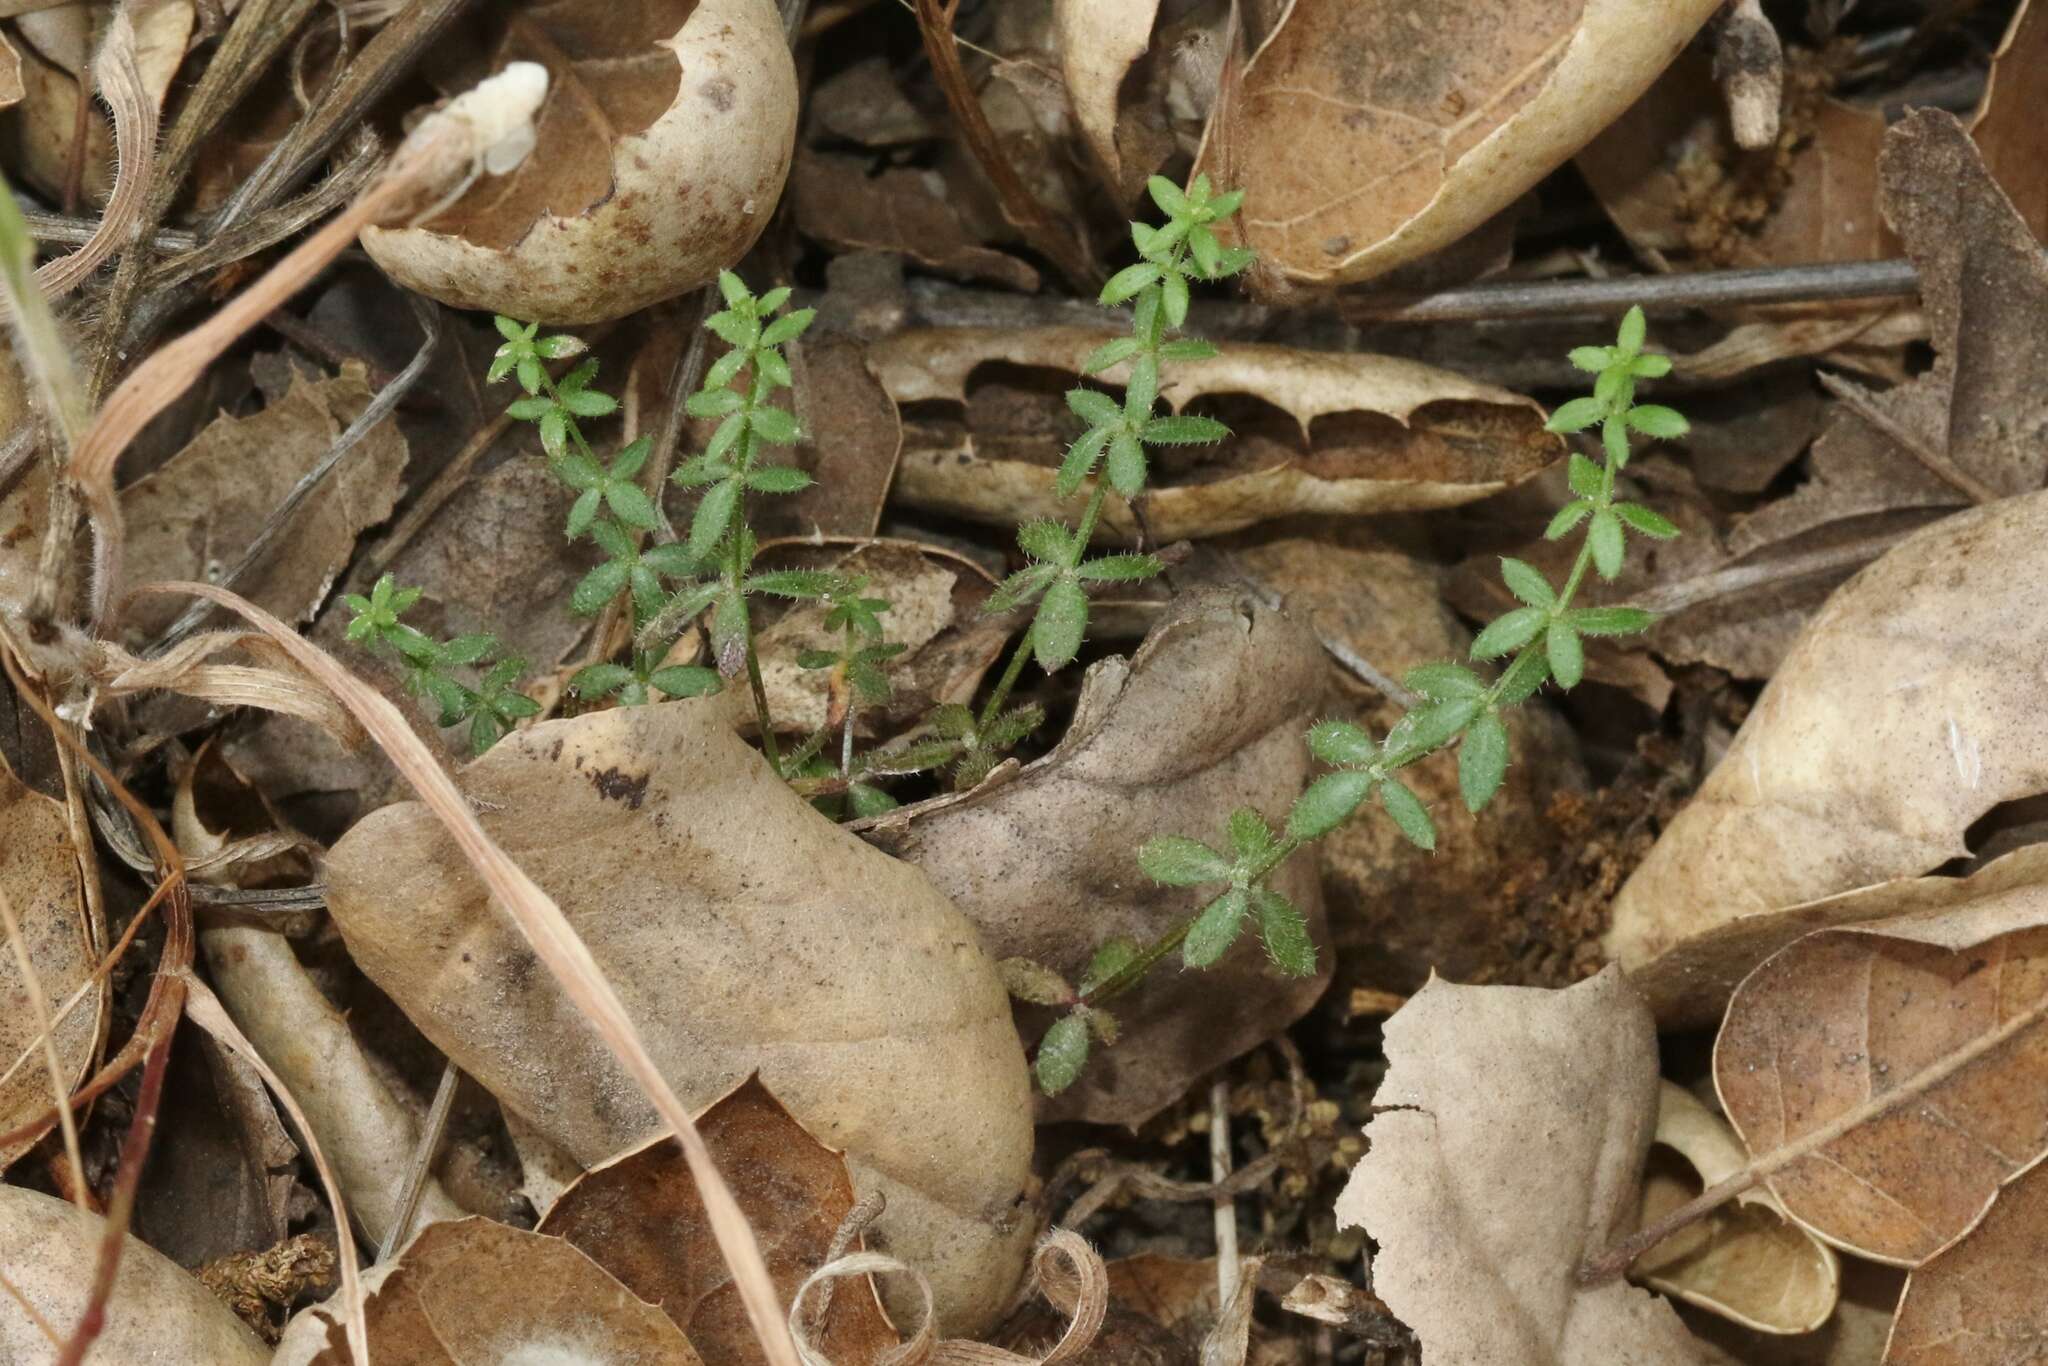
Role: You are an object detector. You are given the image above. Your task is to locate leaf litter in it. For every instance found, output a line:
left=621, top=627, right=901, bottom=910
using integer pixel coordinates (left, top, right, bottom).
left=8, top=2, right=2048, bottom=1363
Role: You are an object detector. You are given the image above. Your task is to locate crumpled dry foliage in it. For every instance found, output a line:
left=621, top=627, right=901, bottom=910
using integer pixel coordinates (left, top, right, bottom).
left=872, top=591, right=1327, bottom=1126
left=118, top=364, right=407, bottom=641
left=279, top=1216, right=703, bottom=1365
left=321, top=698, right=1034, bottom=1335
left=1715, top=889, right=2048, bottom=1265
left=1886, top=1158, right=2048, bottom=1366
left=1634, top=1082, right=1838, bottom=1335
left=363, top=0, right=798, bottom=322
left=1608, top=487, right=2048, bottom=970
left=0, top=1184, right=270, bottom=1364
left=538, top=1075, right=898, bottom=1366
left=1190, top=0, right=1721, bottom=286
left=1335, top=968, right=1702, bottom=1364
left=870, top=327, right=1561, bottom=542
left=0, top=745, right=97, bottom=1171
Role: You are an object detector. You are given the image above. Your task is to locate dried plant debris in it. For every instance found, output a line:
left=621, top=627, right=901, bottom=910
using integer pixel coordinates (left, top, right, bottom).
left=321, top=699, right=1034, bottom=1334
left=870, top=327, right=1561, bottom=541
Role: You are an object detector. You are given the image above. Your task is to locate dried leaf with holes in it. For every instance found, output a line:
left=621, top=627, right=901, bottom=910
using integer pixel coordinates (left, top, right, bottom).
left=320, top=699, right=1033, bottom=1335
left=0, top=744, right=97, bottom=1171
left=871, top=593, right=1327, bottom=1125
left=870, top=328, right=1561, bottom=542
left=1886, top=1159, right=2048, bottom=1366
left=118, top=365, right=407, bottom=642
left=1188, top=0, right=1722, bottom=286
left=1607, top=488, right=2048, bottom=972
left=276, top=1217, right=702, bottom=1365
left=1714, top=893, right=2048, bottom=1265
left=362, top=0, right=798, bottom=323
left=0, top=1184, right=269, bottom=1363
left=1633, top=1083, right=1839, bottom=1334
left=537, top=1076, right=898, bottom=1366
left=1334, top=968, right=1703, bottom=1364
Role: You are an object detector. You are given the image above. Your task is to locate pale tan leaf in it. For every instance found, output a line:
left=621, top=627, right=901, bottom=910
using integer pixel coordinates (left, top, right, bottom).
left=1189, top=0, right=1722, bottom=286
left=538, top=1075, right=898, bottom=1366
left=870, top=327, right=1560, bottom=542
left=320, top=699, right=1034, bottom=1335
left=1334, top=967, right=1704, bottom=1364
left=1633, top=1083, right=1839, bottom=1334
left=873, top=592, right=1327, bottom=1125
left=1716, top=894, right=2048, bottom=1264
left=279, top=1217, right=703, bottom=1366
left=1970, top=0, right=2048, bottom=243
left=1886, top=1160, right=2048, bottom=1365
left=0, top=1183, right=269, bottom=1364
left=1607, top=487, right=2048, bottom=972
left=363, top=0, right=798, bottom=323
left=0, top=744, right=97, bottom=1171
left=1055, top=0, right=1160, bottom=195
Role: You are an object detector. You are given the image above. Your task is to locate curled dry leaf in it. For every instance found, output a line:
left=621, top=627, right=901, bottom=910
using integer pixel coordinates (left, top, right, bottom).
left=0, top=745, right=97, bottom=1171
left=363, top=0, right=798, bottom=323
left=1607, top=487, right=2048, bottom=971
left=0, top=1183, right=269, bottom=1364
left=1715, top=888, right=2048, bottom=1265
left=1634, top=1082, right=1839, bottom=1334
left=1334, top=968, right=1703, bottom=1364
left=1887, top=1159, right=2048, bottom=1366
left=870, top=327, right=1560, bottom=543
left=1054, top=0, right=1160, bottom=198
left=320, top=699, right=1034, bottom=1334
left=118, top=364, right=407, bottom=641
left=537, top=1075, right=898, bottom=1366
left=1189, top=0, right=1721, bottom=286
left=874, top=592, right=1327, bottom=1125
left=278, top=1216, right=702, bottom=1365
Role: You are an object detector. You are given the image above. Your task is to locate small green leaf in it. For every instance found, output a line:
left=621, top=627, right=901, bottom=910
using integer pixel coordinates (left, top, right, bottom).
left=493, top=315, right=528, bottom=343
left=1074, top=553, right=1162, bottom=582
left=745, top=569, right=836, bottom=599
left=999, top=957, right=1074, bottom=1006
left=1146, top=175, right=1192, bottom=219
left=1459, top=711, right=1509, bottom=814
left=686, top=386, right=743, bottom=419
left=506, top=395, right=552, bottom=421
left=1252, top=889, right=1316, bottom=977
left=1499, top=557, right=1556, bottom=609
left=1404, top=662, right=1486, bottom=701
left=1141, top=414, right=1230, bottom=445
left=1287, top=769, right=1373, bottom=841
left=1602, top=414, right=1630, bottom=466
left=687, top=478, right=742, bottom=560
left=760, top=308, right=815, bottom=347
left=561, top=388, right=617, bottom=418
left=570, top=663, right=634, bottom=698
left=1546, top=397, right=1603, bottom=433
left=1104, top=432, right=1146, bottom=495
left=1568, top=345, right=1617, bottom=372
left=1614, top=502, right=1678, bottom=539
left=1100, top=261, right=1164, bottom=305
left=1032, top=575, right=1089, bottom=671
left=1470, top=605, right=1546, bottom=659
left=650, top=665, right=722, bottom=698
left=1082, top=336, right=1141, bottom=375
left=1138, top=835, right=1233, bottom=886
left=1385, top=696, right=1480, bottom=756
left=1569, top=605, right=1656, bottom=636
left=1625, top=404, right=1690, bottom=439
left=1545, top=500, right=1593, bottom=541
left=749, top=404, right=800, bottom=445
left=1183, top=887, right=1249, bottom=969
left=1377, top=779, right=1435, bottom=851
left=1306, top=718, right=1376, bottom=766
left=1161, top=269, right=1190, bottom=329
left=1567, top=452, right=1605, bottom=498
left=1080, top=938, right=1140, bottom=994
left=605, top=482, right=660, bottom=530
left=571, top=559, right=630, bottom=616
left=1546, top=617, right=1584, bottom=689
left=1017, top=519, right=1074, bottom=564
left=1227, top=807, right=1281, bottom=865
left=1630, top=352, right=1672, bottom=378
left=1056, top=426, right=1111, bottom=497
left=1035, top=1013, right=1091, bottom=1096
left=985, top=562, right=1058, bottom=614
left=1616, top=304, right=1647, bottom=354
left=1588, top=509, right=1625, bottom=579
left=745, top=465, right=813, bottom=493
left=1495, top=646, right=1551, bottom=704
left=1066, top=388, right=1122, bottom=427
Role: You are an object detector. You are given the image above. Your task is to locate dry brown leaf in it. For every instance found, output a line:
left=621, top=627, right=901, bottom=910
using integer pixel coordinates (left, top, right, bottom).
left=872, top=591, right=1327, bottom=1126
left=0, top=1183, right=270, bottom=1363
left=1970, top=0, right=2047, bottom=243
left=1631, top=845, right=2048, bottom=1031
left=1886, top=1160, right=2048, bottom=1365
left=1055, top=0, right=1160, bottom=197
left=278, top=1217, right=704, bottom=1365
left=870, top=327, right=1560, bottom=542
left=320, top=699, right=1034, bottom=1334
left=363, top=0, right=797, bottom=323
left=1715, top=899, right=2048, bottom=1267
left=730, top=336, right=903, bottom=544
left=1189, top=0, right=1721, bottom=286
left=117, top=365, right=406, bottom=642
left=1607, top=486, right=2048, bottom=971
left=1683, top=1260, right=1905, bottom=1366
left=1634, top=1082, right=1839, bottom=1334
left=0, top=31, right=20, bottom=109
left=538, top=1075, right=898, bottom=1366
left=790, top=153, right=1040, bottom=292
left=0, top=742, right=97, bottom=1171
left=1334, top=968, right=1704, bottom=1364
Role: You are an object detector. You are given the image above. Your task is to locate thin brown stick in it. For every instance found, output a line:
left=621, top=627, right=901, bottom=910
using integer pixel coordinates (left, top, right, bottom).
left=379, top=1059, right=460, bottom=1263
left=0, top=883, right=86, bottom=1204
left=146, top=580, right=804, bottom=1366
left=911, top=0, right=1097, bottom=292
left=1581, top=983, right=2048, bottom=1284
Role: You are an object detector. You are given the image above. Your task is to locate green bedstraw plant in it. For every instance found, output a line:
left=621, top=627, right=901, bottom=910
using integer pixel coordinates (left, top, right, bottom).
left=342, top=573, right=541, bottom=755
left=1019, top=305, right=1687, bottom=1095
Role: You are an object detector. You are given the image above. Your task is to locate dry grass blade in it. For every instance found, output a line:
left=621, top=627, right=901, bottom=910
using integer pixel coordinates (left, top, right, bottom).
left=145, top=579, right=803, bottom=1366
left=0, top=882, right=83, bottom=1201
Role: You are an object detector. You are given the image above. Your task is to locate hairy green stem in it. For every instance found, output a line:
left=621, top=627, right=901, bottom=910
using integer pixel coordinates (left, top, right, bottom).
left=731, top=530, right=782, bottom=772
